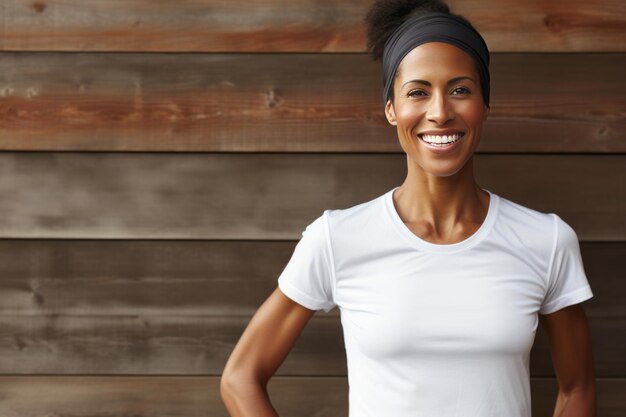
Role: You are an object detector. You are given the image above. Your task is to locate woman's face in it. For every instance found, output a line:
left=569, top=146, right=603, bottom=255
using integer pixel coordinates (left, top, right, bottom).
left=385, top=42, right=489, bottom=178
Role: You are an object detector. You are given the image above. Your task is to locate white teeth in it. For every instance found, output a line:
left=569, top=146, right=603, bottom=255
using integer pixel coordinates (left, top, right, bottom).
left=419, top=133, right=464, bottom=145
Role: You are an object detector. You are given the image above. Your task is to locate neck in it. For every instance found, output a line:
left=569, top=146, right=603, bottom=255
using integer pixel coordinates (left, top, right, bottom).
left=393, top=156, right=489, bottom=230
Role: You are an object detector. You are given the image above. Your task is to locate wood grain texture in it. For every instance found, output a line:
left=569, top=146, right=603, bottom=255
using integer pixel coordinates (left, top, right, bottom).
left=0, top=301, right=619, bottom=377
left=0, top=0, right=624, bottom=52
left=0, top=240, right=621, bottom=375
left=0, top=53, right=623, bottom=152
left=1, top=240, right=614, bottom=317
left=0, top=314, right=343, bottom=375
left=0, top=153, right=623, bottom=240
left=0, top=376, right=622, bottom=417
left=0, top=1, right=623, bottom=415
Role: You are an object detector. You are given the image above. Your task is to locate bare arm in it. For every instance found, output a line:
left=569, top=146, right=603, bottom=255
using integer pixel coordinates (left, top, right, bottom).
left=539, top=303, right=596, bottom=417
left=220, top=286, right=316, bottom=417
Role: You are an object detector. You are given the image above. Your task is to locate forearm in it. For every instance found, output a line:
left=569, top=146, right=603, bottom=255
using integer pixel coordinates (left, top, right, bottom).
left=221, top=377, right=279, bottom=417
left=552, top=386, right=596, bottom=417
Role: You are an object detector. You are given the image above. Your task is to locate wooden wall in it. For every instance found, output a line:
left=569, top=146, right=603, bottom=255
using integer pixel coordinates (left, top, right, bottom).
left=0, top=1, right=624, bottom=416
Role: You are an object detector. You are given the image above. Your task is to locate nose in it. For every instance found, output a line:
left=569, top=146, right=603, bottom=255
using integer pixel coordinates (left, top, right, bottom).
left=426, top=91, right=454, bottom=125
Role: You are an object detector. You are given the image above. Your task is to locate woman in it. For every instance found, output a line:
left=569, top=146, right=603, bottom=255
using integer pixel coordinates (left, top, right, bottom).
left=220, top=1, right=596, bottom=416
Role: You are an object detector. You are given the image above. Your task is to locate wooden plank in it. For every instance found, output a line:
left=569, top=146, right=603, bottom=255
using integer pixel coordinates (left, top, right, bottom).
left=0, top=313, right=620, bottom=376
left=0, top=376, right=622, bottom=417
left=0, top=240, right=618, bottom=307
left=0, top=240, right=296, bottom=315
left=0, top=241, right=621, bottom=376
left=0, top=53, right=623, bottom=152
left=0, top=153, right=623, bottom=240
left=0, top=0, right=624, bottom=52
left=0, top=241, right=617, bottom=317
left=0, top=314, right=345, bottom=375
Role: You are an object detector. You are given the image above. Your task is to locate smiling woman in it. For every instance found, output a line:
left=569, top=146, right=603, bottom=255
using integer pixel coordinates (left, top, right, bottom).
left=385, top=41, right=489, bottom=171
left=220, top=1, right=596, bottom=416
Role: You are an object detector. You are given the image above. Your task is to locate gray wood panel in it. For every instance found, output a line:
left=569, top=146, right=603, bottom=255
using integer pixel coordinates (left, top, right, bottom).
left=0, top=240, right=620, bottom=375
left=0, top=240, right=295, bottom=316
left=0, top=153, right=622, bottom=240
left=0, top=0, right=623, bottom=52
left=0, top=314, right=344, bottom=375
left=1, top=240, right=614, bottom=317
left=0, top=53, right=623, bottom=152
left=0, top=376, right=622, bottom=417
left=0, top=311, right=618, bottom=376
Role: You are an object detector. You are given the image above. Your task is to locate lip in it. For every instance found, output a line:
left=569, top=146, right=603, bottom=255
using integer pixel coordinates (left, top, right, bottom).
left=417, top=129, right=465, bottom=137
left=417, top=131, right=466, bottom=155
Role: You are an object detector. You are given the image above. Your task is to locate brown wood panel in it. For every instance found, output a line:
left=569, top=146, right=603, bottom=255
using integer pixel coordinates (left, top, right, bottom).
left=0, top=310, right=620, bottom=377
left=1, top=241, right=616, bottom=317
left=0, top=0, right=624, bottom=52
left=0, top=314, right=344, bottom=375
left=0, top=240, right=295, bottom=316
left=0, top=153, right=622, bottom=240
left=0, top=53, right=623, bottom=152
left=0, top=240, right=621, bottom=375
left=0, top=376, right=622, bottom=417
left=0, top=241, right=619, bottom=318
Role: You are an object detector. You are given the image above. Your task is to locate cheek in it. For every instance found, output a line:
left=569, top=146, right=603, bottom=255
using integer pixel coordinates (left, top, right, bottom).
left=395, top=104, right=423, bottom=126
left=459, top=102, right=487, bottom=127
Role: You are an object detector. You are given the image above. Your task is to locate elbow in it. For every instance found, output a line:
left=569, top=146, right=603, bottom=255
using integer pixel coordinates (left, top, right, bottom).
left=220, top=369, right=245, bottom=398
left=558, top=381, right=597, bottom=417
left=220, top=372, right=236, bottom=397
left=220, top=368, right=269, bottom=397
left=558, top=373, right=596, bottom=397
left=220, top=373, right=245, bottom=416
left=222, top=356, right=273, bottom=391
left=220, top=371, right=247, bottom=408
left=220, top=369, right=273, bottom=415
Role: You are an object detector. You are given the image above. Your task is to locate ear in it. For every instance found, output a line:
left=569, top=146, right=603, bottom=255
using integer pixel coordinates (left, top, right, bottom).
left=385, top=99, right=397, bottom=126
left=483, top=105, right=490, bottom=122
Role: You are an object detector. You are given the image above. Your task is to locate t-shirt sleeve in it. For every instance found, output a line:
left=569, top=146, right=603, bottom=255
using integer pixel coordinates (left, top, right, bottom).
left=277, top=210, right=337, bottom=313
left=539, top=213, right=594, bottom=315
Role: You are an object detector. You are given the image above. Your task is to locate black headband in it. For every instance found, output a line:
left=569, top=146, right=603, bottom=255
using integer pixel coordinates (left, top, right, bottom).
left=382, top=12, right=490, bottom=108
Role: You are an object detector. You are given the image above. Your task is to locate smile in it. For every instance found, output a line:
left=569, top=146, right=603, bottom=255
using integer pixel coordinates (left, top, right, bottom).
left=418, top=132, right=465, bottom=146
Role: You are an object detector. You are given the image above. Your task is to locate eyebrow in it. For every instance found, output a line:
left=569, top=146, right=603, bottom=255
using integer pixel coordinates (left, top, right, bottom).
left=401, top=76, right=475, bottom=89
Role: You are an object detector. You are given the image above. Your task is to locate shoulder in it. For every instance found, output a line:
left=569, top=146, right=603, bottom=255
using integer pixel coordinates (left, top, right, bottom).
left=550, top=213, right=582, bottom=261
left=492, top=193, right=557, bottom=252
left=495, top=193, right=554, bottom=229
left=301, top=191, right=386, bottom=247
left=324, top=190, right=389, bottom=233
left=505, top=199, right=579, bottom=248
left=551, top=212, right=580, bottom=244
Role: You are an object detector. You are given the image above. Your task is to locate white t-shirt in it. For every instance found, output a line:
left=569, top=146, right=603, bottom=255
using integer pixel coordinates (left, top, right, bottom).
left=277, top=186, right=594, bottom=417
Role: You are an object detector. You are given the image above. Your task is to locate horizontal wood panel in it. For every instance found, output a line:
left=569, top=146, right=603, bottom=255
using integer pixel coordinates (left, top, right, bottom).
left=0, top=53, right=623, bottom=152
left=0, top=242, right=621, bottom=375
left=0, top=314, right=344, bottom=375
left=0, top=0, right=624, bottom=52
left=0, top=376, right=622, bottom=417
left=0, top=310, right=620, bottom=376
left=0, top=241, right=619, bottom=317
left=0, top=153, right=623, bottom=240
left=0, top=240, right=293, bottom=316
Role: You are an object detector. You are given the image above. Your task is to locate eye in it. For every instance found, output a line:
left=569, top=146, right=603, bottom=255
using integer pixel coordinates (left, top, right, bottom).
left=407, top=89, right=426, bottom=97
left=452, top=87, right=470, bottom=95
